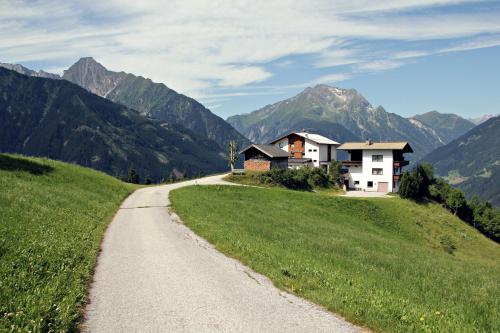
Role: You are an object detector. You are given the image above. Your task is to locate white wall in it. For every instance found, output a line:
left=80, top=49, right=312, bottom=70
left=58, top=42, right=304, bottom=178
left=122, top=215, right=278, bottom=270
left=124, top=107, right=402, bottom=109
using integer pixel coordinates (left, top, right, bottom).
left=274, top=138, right=289, bottom=152
left=345, top=149, right=394, bottom=192
left=304, top=140, right=320, bottom=167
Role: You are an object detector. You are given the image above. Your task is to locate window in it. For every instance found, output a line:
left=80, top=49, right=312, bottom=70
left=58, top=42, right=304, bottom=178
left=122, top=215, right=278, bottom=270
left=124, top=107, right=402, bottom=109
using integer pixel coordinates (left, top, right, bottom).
left=372, top=168, right=383, bottom=175
left=308, top=149, right=312, bottom=152
left=313, top=149, right=317, bottom=152
left=367, top=181, right=373, bottom=188
left=354, top=181, right=360, bottom=185
left=372, top=155, right=383, bottom=162
left=313, top=159, right=317, bottom=162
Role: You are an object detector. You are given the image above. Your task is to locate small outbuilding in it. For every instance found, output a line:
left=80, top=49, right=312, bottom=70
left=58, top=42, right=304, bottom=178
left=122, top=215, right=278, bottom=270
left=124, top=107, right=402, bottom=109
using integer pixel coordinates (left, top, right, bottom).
left=240, top=144, right=289, bottom=171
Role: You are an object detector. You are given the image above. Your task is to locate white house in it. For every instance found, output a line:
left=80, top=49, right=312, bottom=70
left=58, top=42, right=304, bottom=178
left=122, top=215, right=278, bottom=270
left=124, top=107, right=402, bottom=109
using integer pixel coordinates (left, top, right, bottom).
left=338, top=141, right=413, bottom=193
left=269, top=132, right=340, bottom=170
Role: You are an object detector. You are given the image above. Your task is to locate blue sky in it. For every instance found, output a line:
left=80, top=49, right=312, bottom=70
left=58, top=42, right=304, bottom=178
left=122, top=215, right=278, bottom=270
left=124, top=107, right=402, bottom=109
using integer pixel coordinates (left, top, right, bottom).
left=1, top=0, right=500, bottom=120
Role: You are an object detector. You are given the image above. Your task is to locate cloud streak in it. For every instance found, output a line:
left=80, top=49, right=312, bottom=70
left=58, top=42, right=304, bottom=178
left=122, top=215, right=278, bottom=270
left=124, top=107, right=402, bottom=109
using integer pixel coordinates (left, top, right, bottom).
left=1, top=0, right=499, bottom=102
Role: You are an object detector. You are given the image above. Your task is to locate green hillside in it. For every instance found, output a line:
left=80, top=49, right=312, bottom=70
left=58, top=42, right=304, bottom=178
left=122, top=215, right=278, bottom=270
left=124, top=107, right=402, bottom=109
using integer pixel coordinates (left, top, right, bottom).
left=423, top=116, right=500, bottom=206
left=171, top=185, right=500, bottom=333
left=63, top=57, right=250, bottom=151
left=0, top=154, right=134, bottom=332
left=0, top=67, right=227, bottom=181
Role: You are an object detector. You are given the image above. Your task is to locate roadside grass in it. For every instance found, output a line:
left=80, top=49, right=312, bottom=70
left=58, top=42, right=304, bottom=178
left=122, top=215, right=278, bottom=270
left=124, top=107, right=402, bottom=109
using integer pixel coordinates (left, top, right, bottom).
left=170, top=185, right=500, bottom=333
left=0, top=154, right=135, bottom=332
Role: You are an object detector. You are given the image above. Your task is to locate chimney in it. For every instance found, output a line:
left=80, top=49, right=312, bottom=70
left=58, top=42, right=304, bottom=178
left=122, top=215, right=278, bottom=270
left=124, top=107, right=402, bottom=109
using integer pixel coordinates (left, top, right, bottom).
left=366, top=139, right=372, bottom=145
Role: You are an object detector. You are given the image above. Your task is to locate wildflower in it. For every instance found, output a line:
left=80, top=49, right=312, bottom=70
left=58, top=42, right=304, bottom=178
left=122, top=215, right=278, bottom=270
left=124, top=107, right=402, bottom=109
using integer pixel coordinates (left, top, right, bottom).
left=420, top=316, right=425, bottom=321
left=435, top=311, right=441, bottom=315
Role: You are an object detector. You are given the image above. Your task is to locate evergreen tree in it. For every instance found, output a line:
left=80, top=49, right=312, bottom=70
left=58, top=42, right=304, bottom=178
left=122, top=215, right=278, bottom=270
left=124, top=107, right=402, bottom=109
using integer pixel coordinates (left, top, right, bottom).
left=127, top=167, right=140, bottom=184
left=328, top=160, right=343, bottom=186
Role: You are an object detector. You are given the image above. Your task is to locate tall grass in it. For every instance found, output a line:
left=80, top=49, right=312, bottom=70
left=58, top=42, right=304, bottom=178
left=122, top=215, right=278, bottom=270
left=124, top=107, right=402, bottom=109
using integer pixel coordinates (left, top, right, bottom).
left=0, top=154, right=134, bottom=332
left=171, top=185, right=500, bottom=333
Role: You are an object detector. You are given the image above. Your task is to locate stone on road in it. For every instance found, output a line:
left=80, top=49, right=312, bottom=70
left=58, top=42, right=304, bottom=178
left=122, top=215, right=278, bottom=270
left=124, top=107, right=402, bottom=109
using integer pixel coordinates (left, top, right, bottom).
left=83, top=174, right=365, bottom=333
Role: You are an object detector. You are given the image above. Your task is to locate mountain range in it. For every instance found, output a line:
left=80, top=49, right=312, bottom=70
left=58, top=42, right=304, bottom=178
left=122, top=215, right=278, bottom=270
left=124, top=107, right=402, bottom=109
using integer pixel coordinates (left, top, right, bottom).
left=61, top=57, right=249, bottom=151
left=227, top=85, right=475, bottom=160
left=423, top=116, right=500, bottom=206
left=0, top=67, right=227, bottom=181
left=0, top=62, right=61, bottom=80
left=1, top=60, right=493, bottom=202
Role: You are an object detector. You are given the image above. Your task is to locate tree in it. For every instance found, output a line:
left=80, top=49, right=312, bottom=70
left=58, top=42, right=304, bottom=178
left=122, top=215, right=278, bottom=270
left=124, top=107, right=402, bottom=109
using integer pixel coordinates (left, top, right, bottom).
left=398, top=170, right=423, bottom=199
left=416, top=163, right=434, bottom=197
left=127, top=167, right=140, bottom=184
left=445, top=188, right=466, bottom=215
left=328, top=160, right=343, bottom=186
left=228, top=140, right=239, bottom=172
left=429, top=178, right=450, bottom=203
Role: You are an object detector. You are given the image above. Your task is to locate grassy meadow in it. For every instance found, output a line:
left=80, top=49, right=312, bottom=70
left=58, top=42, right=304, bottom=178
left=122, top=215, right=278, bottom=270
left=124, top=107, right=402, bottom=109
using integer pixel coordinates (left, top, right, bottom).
left=0, top=154, right=135, bottom=332
left=171, top=185, right=500, bottom=333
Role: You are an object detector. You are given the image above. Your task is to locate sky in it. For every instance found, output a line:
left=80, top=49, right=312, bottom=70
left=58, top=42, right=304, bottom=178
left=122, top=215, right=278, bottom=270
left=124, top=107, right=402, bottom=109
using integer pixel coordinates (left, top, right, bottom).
left=1, top=0, right=500, bottom=120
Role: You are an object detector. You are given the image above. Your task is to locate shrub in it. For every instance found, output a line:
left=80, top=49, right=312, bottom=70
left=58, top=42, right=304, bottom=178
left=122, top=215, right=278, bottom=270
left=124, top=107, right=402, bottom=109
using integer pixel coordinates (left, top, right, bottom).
left=328, top=160, right=343, bottom=186
left=127, top=167, right=140, bottom=184
left=306, top=167, right=331, bottom=188
left=429, top=178, right=450, bottom=203
left=440, top=235, right=457, bottom=254
left=259, top=167, right=334, bottom=191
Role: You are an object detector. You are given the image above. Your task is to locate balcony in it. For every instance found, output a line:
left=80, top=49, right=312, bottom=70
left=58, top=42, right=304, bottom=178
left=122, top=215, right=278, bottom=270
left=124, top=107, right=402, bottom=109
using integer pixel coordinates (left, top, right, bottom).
left=341, top=160, right=362, bottom=166
left=393, top=174, right=401, bottom=181
left=393, top=160, right=409, bottom=168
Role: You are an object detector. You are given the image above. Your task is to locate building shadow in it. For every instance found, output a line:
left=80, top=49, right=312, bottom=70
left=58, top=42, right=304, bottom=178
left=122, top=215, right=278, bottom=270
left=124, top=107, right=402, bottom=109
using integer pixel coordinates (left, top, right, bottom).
left=0, top=154, right=54, bottom=175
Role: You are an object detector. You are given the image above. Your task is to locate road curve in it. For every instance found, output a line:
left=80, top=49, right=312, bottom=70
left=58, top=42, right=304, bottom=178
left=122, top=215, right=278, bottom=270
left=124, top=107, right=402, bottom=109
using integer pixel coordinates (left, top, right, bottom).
left=83, top=174, right=365, bottom=333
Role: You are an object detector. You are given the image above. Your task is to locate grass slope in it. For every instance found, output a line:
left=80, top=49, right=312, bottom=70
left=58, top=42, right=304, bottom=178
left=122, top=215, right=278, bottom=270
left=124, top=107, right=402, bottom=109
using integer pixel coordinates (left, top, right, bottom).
left=0, top=154, right=134, bottom=332
left=171, top=186, right=500, bottom=333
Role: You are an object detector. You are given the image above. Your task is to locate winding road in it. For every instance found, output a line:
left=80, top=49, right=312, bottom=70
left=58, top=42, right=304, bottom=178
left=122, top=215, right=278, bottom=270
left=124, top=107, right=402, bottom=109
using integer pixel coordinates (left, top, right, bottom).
left=83, top=174, right=364, bottom=332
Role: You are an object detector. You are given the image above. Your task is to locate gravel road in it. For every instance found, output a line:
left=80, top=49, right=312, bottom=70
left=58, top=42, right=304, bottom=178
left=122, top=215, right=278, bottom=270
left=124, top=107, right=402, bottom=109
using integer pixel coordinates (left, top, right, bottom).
left=83, top=174, right=365, bottom=333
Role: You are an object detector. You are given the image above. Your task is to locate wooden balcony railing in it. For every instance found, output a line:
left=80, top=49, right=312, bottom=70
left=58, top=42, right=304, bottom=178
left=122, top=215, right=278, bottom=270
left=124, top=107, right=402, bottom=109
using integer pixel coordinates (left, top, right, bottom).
left=393, top=160, right=409, bottom=168
left=341, top=160, right=362, bottom=166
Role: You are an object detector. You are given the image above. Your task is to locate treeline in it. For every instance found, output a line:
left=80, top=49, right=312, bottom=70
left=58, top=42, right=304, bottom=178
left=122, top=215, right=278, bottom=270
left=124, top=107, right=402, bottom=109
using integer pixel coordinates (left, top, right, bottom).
left=399, top=163, right=499, bottom=242
left=259, top=161, right=343, bottom=190
left=122, top=167, right=206, bottom=185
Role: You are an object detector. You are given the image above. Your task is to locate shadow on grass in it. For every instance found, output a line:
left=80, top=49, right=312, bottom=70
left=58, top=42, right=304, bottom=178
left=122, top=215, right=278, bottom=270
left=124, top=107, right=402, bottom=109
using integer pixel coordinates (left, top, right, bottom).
left=0, top=154, right=54, bottom=175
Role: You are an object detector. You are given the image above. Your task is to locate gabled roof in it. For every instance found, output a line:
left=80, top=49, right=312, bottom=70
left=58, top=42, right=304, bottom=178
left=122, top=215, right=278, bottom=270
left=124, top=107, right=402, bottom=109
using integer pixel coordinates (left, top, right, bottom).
left=338, top=141, right=413, bottom=153
left=239, top=144, right=290, bottom=158
left=269, top=132, right=340, bottom=145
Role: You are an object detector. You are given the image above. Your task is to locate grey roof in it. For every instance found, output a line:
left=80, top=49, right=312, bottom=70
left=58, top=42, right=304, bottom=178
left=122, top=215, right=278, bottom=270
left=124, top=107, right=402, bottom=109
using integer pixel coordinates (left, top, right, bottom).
left=338, top=141, right=413, bottom=153
left=288, top=158, right=312, bottom=164
left=239, top=144, right=290, bottom=158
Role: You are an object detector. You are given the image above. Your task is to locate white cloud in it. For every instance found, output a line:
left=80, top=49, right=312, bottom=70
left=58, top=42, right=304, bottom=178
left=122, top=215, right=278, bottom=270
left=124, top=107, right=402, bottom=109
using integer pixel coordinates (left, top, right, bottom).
left=313, top=73, right=352, bottom=84
left=356, top=60, right=406, bottom=72
left=1, top=0, right=500, bottom=99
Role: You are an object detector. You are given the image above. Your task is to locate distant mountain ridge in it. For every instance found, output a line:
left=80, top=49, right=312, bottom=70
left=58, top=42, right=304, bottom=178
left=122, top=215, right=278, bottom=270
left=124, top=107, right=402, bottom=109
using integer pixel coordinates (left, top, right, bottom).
left=62, top=57, right=249, bottom=151
left=468, top=113, right=499, bottom=125
left=0, top=62, right=61, bottom=80
left=227, top=85, right=473, bottom=160
left=0, top=67, right=227, bottom=181
left=423, top=116, right=500, bottom=206
left=409, top=111, right=475, bottom=145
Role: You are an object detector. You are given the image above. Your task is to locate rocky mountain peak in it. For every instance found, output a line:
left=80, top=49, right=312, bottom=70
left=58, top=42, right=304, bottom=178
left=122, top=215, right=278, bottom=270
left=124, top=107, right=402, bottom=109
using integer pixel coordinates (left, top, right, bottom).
left=63, top=57, right=122, bottom=97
